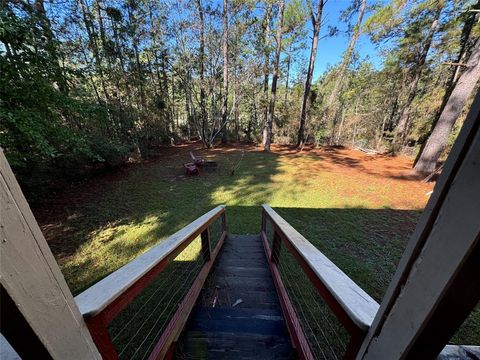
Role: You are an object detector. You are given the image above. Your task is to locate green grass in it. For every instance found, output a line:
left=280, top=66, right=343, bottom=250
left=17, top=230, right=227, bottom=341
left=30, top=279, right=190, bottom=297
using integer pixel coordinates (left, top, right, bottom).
left=38, top=146, right=478, bottom=347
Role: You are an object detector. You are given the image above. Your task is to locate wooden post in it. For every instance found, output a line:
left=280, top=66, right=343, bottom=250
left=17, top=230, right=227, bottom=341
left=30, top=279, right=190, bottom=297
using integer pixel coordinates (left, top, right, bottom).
left=271, top=230, right=282, bottom=264
left=358, top=92, right=480, bottom=359
left=261, top=210, right=266, bottom=234
left=201, top=227, right=211, bottom=262
left=0, top=150, right=101, bottom=359
left=84, top=316, right=119, bottom=360
left=221, top=212, right=227, bottom=234
left=344, top=329, right=366, bottom=360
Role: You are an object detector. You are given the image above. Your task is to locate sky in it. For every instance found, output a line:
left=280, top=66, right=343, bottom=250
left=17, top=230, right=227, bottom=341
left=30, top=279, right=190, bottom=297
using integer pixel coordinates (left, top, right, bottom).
left=35, top=0, right=387, bottom=84
left=306, top=0, right=384, bottom=81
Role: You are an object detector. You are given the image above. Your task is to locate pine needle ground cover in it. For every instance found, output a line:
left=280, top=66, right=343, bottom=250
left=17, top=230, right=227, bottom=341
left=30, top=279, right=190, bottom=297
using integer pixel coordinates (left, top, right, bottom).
left=34, top=144, right=478, bottom=345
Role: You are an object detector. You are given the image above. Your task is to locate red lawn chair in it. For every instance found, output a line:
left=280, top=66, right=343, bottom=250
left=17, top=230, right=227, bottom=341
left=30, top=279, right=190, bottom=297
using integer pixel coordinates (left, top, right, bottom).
left=189, top=151, right=205, bottom=167
left=184, top=163, right=199, bottom=176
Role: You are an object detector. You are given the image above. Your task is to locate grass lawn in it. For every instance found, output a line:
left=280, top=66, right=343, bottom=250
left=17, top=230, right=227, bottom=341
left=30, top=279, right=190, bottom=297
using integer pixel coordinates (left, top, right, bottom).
left=34, top=143, right=478, bottom=347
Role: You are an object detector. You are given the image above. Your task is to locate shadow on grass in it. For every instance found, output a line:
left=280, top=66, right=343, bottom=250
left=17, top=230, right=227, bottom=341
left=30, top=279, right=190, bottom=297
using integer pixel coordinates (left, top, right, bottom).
left=301, top=146, right=426, bottom=182
left=47, top=146, right=419, bottom=298
left=58, top=149, right=284, bottom=294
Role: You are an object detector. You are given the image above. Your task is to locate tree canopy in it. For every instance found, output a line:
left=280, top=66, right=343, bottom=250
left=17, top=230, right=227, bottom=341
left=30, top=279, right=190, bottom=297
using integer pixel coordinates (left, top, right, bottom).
left=1, top=0, right=479, bottom=198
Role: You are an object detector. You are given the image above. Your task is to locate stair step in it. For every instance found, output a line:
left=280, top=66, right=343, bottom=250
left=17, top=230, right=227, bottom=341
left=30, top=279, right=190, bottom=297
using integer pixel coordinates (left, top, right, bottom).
left=225, top=235, right=263, bottom=248
left=221, top=247, right=266, bottom=257
left=209, top=276, right=276, bottom=292
left=179, top=331, right=294, bottom=360
left=228, top=234, right=263, bottom=242
left=200, top=288, right=279, bottom=309
left=223, top=244, right=263, bottom=252
left=188, top=307, right=287, bottom=336
left=217, top=258, right=268, bottom=268
left=216, top=266, right=271, bottom=278
left=191, top=306, right=282, bottom=320
left=176, top=234, right=292, bottom=359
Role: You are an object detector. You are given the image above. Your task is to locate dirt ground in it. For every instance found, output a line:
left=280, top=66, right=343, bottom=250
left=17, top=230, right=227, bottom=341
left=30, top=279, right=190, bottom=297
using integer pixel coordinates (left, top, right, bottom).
left=33, top=142, right=435, bottom=235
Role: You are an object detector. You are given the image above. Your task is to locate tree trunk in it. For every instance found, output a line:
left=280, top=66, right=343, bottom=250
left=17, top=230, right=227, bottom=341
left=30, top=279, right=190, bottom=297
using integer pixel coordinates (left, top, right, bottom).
left=297, top=0, right=324, bottom=147
left=335, top=105, right=346, bottom=144
left=414, top=38, right=480, bottom=173
left=284, top=47, right=291, bottom=105
left=351, top=96, right=360, bottom=146
left=221, top=0, right=229, bottom=144
left=393, top=5, right=442, bottom=149
left=232, top=62, right=239, bottom=141
left=196, top=0, right=208, bottom=147
left=160, top=51, right=172, bottom=128
left=78, top=0, right=110, bottom=102
left=126, top=6, right=145, bottom=109
left=414, top=1, right=479, bottom=165
left=452, top=0, right=479, bottom=83
left=262, top=3, right=272, bottom=147
left=377, top=112, right=388, bottom=150
left=325, top=0, right=366, bottom=141
left=33, top=0, right=67, bottom=93
left=79, top=41, right=102, bottom=105
left=111, top=18, right=131, bottom=97
left=264, top=0, right=285, bottom=152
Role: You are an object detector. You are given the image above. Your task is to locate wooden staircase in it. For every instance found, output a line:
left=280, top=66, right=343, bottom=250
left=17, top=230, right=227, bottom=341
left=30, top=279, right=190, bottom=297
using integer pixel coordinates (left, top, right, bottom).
left=4, top=105, right=480, bottom=360
left=176, top=234, right=295, bottom=359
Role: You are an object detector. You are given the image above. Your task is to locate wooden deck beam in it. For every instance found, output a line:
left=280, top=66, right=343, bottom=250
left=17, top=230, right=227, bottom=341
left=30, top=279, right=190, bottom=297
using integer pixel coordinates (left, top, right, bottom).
left=0, top=150, right=100, bottom=359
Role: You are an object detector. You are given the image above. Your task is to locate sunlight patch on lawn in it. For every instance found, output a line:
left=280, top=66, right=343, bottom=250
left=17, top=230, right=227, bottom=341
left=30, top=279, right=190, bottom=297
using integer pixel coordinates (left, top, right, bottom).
left=174, top=237, right=202, bottom=262
left=54, top=148, right=430, bottom=296
left=91, top=215, right=161, bottom=245
left=210, top=175, right=275, bottom=206
left=63, top=214, right=169, bottom=293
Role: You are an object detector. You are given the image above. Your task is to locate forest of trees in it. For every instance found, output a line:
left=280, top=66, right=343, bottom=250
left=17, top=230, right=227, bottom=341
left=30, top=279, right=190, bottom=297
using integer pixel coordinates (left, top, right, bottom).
left=1, top=0, right=479, bottom=197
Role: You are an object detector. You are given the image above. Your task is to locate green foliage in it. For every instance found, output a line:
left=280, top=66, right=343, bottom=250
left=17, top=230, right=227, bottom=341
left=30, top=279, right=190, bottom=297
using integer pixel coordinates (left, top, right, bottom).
left=0, top=2, right=131, bottom=200
left=1, top=0, right=479, bottom=197
left=314, top=128, right=328, bottom=144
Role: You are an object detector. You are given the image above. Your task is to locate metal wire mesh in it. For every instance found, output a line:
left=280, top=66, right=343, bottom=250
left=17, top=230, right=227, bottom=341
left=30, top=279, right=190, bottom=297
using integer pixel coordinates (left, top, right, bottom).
left=273, top=236, right=350, bottom=360
left=108, top=236, right=207, bottom=360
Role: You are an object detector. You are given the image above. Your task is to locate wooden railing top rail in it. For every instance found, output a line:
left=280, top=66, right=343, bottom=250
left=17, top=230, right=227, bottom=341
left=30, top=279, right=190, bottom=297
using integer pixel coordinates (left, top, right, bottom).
left=75, top=205, right=225, bottom=318
left=262, top=204, right=379, bottom=331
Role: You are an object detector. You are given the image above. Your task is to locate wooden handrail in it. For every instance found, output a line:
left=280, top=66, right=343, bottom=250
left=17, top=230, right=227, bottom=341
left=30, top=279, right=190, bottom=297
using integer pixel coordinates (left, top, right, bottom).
left=261, top=204, right=379, bottom=359
left=75, top=205, right=227, bottom=360
left=262, top=205, right=379, bottom=329
left=75, top=205, right=225, bottom=317
left=76, top=205, right=225, bottom=317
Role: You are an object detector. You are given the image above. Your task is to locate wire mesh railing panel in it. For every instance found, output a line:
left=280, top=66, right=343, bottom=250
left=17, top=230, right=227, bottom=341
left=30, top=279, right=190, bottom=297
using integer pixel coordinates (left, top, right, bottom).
left=107, top=236, right=206, bottom=360
left=275, top=243, right=350, bottom=360
left=209, top=215, right=223, bottom=251
left=197, top=265, right=218, bottom=308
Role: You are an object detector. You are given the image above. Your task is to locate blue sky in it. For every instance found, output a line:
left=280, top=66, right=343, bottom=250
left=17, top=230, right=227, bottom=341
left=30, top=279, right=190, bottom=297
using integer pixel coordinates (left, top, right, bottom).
left=307, top=0, right=383, bottom=80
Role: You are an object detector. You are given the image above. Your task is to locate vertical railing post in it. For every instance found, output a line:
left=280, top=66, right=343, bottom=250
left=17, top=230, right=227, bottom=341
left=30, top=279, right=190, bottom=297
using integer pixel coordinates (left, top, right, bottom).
left=344, top=329, right=367, bottom=360
left=261, top=209, right=266, bottom=235
left=221, top=211, right=227, bottom=235
left=201, top=227, right=211, bottom=262
left=85, top=316, right=119, bottom=360
left=271, top=229, right=282, bottom=264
